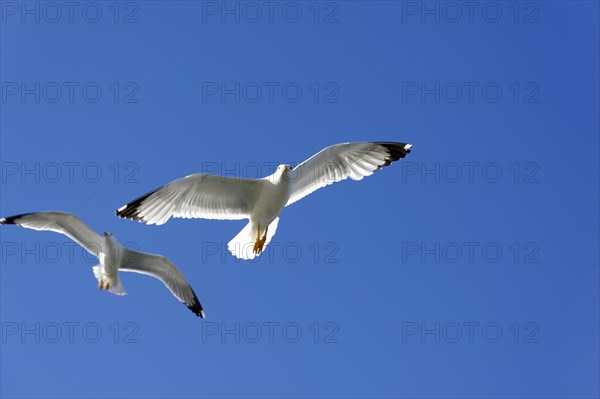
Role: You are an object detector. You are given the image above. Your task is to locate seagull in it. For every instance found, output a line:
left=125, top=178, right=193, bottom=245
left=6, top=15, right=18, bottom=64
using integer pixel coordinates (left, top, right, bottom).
left=117, top=141, right=413, bottom=260
left=0, top=211, right=204, bottom=317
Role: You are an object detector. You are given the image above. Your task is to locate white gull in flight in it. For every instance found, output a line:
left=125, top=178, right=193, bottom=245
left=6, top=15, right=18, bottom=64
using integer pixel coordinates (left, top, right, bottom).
left=116, top=141, right=413, bottom=260
left=0, top=211, right=204, bottom=317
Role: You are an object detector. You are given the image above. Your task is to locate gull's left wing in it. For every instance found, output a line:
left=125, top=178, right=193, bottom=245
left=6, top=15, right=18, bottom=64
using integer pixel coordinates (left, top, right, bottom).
left=0, top=211, right=104, bottom=258
left=116, top=174, right=265, bottom=225
left=120, top=249, right=205, bottom=318
left=286, top=142, right=413, bottom=206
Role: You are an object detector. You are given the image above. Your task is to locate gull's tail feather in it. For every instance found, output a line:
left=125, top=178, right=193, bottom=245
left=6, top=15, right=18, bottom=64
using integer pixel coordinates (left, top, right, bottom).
left=93, top=265, right=127, bottom=296
left=92, top=264, right=102, bottom=280
left=107, top=278, right=127, bottom=296
left=228, top=218, right=279, bottom=260
left=227, top=221, right=256, bottom=260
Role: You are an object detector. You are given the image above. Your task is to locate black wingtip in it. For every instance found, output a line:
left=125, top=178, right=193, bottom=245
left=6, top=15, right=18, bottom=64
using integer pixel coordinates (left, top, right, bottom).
left=115, top=187, right=160, bottom=222
left=187, top=289, right=205, bottom=318
left=373, top=142, right=413, bottom=169
left=0, top=213, right=35, bottom=225
left=188, top=300, right=205, bottom=318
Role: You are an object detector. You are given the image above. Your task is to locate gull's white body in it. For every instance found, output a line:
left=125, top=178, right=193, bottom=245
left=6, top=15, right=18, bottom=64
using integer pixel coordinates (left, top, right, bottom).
left=0, top=212, right=204, bottom=317
left=94, top=233, right=127, bottom=295
left=117, top=142, right=413, bottom=260
left=252, top=169, right=291, bottom=225
left=227, top=167, right=291, bottom=259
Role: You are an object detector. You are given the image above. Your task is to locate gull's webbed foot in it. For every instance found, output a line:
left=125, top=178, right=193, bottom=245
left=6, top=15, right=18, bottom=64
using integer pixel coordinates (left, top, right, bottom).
left=98, top=275, right=111, bottom=291
left=252, top=225, right=269, bottom=255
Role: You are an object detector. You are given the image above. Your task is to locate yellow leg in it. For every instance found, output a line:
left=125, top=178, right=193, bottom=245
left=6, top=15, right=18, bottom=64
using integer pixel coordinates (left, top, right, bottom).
left=98, top=280, right=103, bottom=289
left=106, top=281, right=110, bottom=290
left=253, top=225, right=269, bottom=255
left=253, top=225, right=261, bottom=254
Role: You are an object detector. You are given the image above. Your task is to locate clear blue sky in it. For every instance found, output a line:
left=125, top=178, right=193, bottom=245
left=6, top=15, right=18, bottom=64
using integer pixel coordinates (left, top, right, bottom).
left=1, top=2, right=598, bottom=398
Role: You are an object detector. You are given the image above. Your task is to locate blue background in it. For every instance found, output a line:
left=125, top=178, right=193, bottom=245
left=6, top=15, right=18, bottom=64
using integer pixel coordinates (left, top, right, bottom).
left=1, top=1, right=598, bottom=398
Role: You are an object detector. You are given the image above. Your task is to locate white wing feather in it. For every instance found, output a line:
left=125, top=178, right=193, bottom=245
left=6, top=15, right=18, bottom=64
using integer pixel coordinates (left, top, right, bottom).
left=117, top=174, right=265, bottom=225
left=286, top=142, right=413, bottom=206
left=120, top=249, right=204, bottom=317
left=0, top=211, right=103, bottom=257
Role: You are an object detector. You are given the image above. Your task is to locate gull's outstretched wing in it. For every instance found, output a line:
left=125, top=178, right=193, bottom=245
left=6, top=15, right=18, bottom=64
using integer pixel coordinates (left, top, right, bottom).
left=116, top=174, right=265, bottom=225
left=120, top=249, right=205, bottom=318
left=0, top=211, right=103, bottom=258
left=286, top=142, right=413, bottom=206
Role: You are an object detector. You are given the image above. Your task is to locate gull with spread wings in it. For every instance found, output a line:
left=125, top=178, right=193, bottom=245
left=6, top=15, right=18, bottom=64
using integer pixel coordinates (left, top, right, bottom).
left=117, top=141, right=413, bottom=260
left=0, top=212, right=204, bottom=317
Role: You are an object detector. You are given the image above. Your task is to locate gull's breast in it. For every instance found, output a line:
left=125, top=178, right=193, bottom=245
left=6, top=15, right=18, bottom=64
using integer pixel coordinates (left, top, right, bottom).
left=251, top=179, right=290, bottom=224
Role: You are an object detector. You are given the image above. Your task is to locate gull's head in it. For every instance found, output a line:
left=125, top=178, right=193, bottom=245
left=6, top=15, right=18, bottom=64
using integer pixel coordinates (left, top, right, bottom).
left=277, top=164, right=292, bottom=175
left=103, top=231, right=114, bottom=238
left=269, top=164, right=293, bottom=183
